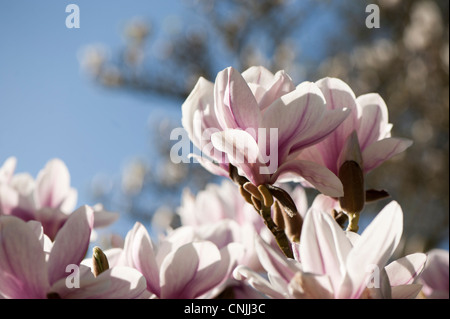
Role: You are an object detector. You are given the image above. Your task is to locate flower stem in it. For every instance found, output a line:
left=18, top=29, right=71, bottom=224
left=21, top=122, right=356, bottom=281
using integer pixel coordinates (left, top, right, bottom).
left=260, top=204, right=294, bottom=259
left=346, top=212, right=360, bottom=232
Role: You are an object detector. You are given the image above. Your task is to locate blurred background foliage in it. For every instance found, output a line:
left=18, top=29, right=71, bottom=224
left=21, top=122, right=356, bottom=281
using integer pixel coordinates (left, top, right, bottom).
left=80, top=0, right=449, bottom=255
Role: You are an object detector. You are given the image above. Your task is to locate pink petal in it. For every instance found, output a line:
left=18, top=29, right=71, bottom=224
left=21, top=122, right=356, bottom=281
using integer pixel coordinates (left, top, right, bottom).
left=0, top=184, right=20, bottom=216
left=181, top=76, right=216, bottom=147
left=0, top=216, right=49, bottom=298
left=52, top=265, right=146, bottom=299
left=159, top=241, right=222, bottom=299
left=271, top=159, right=343, bottom=197
left=420, top=249, right=449, bottom=295
left=356, top=93, right=391, bottom=149
left=35, top=159, right=72, bottom=209
left=211, top=129, right=265, bottom=185
left=131, top=222, right=161, bottom=297
left=341, top=201, right=403, bottom=299
left=260, top=81, right=327, bottom=159
left=88, top=267, right=147, bottom=299
left=300, top=209, right=352, bottom=294
left=92, top=204, right=119, bottom=228
left=214, top=67, right=261, bottom=130
left=59, top=188, right=78, bottom=214
left=233, top=265, right=285, bottom=299
left=0, top=156, right=17, bottom=184
left=391, top=284, right=424, bottom=299
left=288, top=272, right=334, bottom=299
left=362, top=137, right=413, bottom=173
left=34, top=207, right=69, bottom=240
left=311, top=77, right=359, bottom=171
left=188, top=154, right=229, bottom=178
left=47, top=205, right=94, bottom=285
left=242, top=66, right=295, bottom=110
left=254, top=235, right=300, bottom=285
left=385, top=253, right=427, bottom=286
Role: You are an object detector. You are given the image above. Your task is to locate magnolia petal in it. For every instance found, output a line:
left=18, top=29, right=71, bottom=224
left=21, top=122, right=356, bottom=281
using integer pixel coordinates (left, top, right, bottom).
left=35, top=159, right=71, bottom=209
left=0, top=156, right=17, bottom=183
left=300, top=209, right=352, bottom=293
left=34, top=207, right=70, bottom=241
left=385, top=253, right=427, bottom=286
left=362, top=137, right=413, bottom=173
left=241, top=66, right=275, bottom=89
left=181, top=76, right=215, bottom=146
left=187, top=242, right=238, bottom=299
left=391, top=284, right=423, bottom=299
left=59, top=188, right=78, bottom=214
left=52, top=265, right=146, bottom=299
left=188, top=154, right=229, bottom=178
left=271, top=160, right=343, bottom=197
left=47, top=205, right=94, bottom=285
left=214, top=66, right=261, bottom=130
left=261, top=81, right=327, bottom=156
left=288, top=272, right=334, bottom=299
left=233, top=265, right=285, bottom=299
left=90, top=267, right=147, bottom=299
left=341, top=201, right=403, bottom=299
left=131, top=222, right=161, bottom=297
left=356, top=93, right=390, bottom=148
left=315, top=77, right=359, bottom=140
left=242, top=67, right=295, bottom=110
left=420, top=249, right=449, bottom=295
left=160, top=241, right=221, bottom=299
left=211, top=130, right=264, bottom=185
left=0, top=184, right=20, bottom=216
left=92, top=204, right=120, bottom=228
left=254, top=235, right=300, bottom=284
left=0, top=216, right=49, bottom=298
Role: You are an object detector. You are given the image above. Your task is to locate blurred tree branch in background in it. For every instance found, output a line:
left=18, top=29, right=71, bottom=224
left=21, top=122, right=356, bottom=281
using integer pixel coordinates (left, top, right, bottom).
left=80, top=0, right=449, bottom=254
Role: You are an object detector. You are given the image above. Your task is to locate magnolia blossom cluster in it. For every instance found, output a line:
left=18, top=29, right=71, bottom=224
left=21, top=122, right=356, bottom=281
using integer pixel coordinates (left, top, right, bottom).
left=0, top=66, right=448, bottom=299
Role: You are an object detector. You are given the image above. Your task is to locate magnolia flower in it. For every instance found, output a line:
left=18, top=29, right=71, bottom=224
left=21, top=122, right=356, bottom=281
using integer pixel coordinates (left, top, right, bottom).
left=418, top=249, right=449, bottom=299
left=182, top=66, right=350, bottom=197
left=114, top=222, right=244, bottom=299
left=178, top=179, right=310, bottom=268
left=0, top=206, right=146, bottom=299
left=178, top=179, right=270, bottom=270
left=296, top=78, right=412, bottom=221
left=234, top=201, right=427, bottom=299
left=0, top=157, right=118, bottom=239
left=298, top=77, right=412, bottom=177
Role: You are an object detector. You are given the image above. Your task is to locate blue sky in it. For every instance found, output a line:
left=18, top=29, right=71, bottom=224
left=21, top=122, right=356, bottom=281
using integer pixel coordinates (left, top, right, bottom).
left=0, top=1, right=190, bottom=236
left=0, top=4, right=181, bottom=197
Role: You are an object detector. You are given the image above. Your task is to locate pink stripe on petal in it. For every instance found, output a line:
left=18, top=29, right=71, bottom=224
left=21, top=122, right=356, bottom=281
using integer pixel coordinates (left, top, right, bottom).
left=0, top=216, right=49, bottom=298
left=47, top=205, right=94, bottom=285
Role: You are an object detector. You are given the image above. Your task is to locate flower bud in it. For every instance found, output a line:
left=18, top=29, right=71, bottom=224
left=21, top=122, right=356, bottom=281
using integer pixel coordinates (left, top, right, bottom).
left=92, top=246, right=109, bottom=277
left=338, top=160, right=365, bottom=215
left=258, top=185, right=274, bottom=207
left=273, top=201, right=285, bottom=229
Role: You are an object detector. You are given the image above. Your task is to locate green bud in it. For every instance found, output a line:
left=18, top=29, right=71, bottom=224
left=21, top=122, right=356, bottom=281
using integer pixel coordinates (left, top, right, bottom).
left=92, top=246, right=109, bottom=277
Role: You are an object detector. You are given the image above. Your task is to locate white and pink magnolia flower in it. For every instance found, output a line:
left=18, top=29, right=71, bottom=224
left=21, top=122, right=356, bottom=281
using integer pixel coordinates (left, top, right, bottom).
left=114, top=222, right=244, bottom=299
left=178, top=179, right=309, bottom=270
left=178, top=179, right=271, bottom=270
left=234, top=201, right=427, bottom=299
left=418, top=249, right=449, bottom=299
left=0, top=157, right=118, bottom=240
left=296, top=77, right=412, bottom=192
left=0, top=206, right=146, bottom=299
left=182, top=66, right=350, bottom=197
